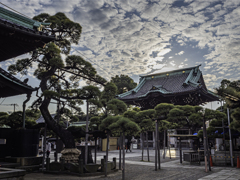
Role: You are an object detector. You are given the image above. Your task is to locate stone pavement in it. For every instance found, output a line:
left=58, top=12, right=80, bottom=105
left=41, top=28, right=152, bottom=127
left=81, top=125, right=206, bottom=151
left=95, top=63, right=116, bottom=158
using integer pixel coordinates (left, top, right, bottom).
left=25, top=149, right=240, bottom=180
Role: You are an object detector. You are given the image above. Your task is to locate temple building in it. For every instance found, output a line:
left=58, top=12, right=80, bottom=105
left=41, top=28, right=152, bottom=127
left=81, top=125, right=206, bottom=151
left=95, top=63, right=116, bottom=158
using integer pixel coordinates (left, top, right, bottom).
left=117, top=65, right=219, bottom=109
left=117, top=65, right=219, bottom=149
left=0, top=6, right=55, bottom=165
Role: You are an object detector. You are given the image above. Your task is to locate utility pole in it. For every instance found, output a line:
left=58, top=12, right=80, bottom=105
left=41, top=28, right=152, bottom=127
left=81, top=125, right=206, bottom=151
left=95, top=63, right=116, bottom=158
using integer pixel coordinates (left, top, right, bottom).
left=0, top=103, right=18, bottom=112
left=203, top=116, right=208, bottom=172
left=220, top=100, right=227, bottom=166
left=85, top=99, right=89, bottom=165
left=227, top=108, right=234, bottom=167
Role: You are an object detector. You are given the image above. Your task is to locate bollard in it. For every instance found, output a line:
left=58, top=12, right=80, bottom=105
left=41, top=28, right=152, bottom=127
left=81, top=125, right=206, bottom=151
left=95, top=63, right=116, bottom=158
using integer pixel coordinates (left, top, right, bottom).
left=60, top=157, right=65, bottom=171
left=46, top=158, right=50, bottom=171
left=210, top=156, right=213, bottom=167
left=237, top=156, right=240, bottom=168
left=101, top=159, right=105, bottom=172
left=113, top=157, right=116, bottom=169
left=79, top=159, right=83, bottom=174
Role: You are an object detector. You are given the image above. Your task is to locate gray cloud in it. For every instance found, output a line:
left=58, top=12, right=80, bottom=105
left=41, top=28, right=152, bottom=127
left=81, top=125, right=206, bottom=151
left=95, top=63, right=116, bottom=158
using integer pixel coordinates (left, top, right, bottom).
left=2, top=0, right=240, bottom=89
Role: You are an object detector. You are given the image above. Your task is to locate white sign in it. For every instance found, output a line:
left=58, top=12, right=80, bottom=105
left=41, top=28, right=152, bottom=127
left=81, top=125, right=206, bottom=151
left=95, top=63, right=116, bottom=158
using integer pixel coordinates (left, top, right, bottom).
left=132, top=144, right=137, bottom=149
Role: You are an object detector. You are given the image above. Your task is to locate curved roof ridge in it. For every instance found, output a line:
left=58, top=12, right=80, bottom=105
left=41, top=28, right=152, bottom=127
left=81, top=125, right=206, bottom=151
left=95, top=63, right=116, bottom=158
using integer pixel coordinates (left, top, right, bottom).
left=141, top=64, right=201, bottom=77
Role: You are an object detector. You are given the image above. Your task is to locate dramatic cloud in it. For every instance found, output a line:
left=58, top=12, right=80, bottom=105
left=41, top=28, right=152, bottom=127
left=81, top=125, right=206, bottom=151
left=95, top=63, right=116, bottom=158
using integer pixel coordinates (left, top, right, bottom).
left=1, top=0, right=240, bottom=91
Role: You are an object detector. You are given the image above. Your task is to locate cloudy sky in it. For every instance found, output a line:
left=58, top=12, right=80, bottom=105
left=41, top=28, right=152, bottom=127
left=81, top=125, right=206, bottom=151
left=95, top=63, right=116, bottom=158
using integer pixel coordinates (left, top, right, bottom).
left=1, top=0, right=239, bottom=112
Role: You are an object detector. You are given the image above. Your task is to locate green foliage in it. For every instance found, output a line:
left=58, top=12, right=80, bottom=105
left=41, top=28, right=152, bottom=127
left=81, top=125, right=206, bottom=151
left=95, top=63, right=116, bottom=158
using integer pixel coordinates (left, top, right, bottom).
left=101, top=83, right=118, bottom=102
left=0, top=112, right=9, bottom=127
left=139, top=119, right=154, bottom=132
left=134, top=109, right=155, bottom=132
left=132, top=107, right=141, bottom=112
left=111, top=74, right=137, bottom=94
left=215, top=79, right=240, bottom=132
left=231, top=107, right=240, bottom=132
left=154, top=103, right=177, bottom=131
left=197, top=130, right=203, bottom=138
left=107, top=99, right=127, bottom=115
left=33, top=12, right=82, bottom=46
left=216, top=79, right=240, bottom=108
left=66, top=55, right=106, bottom=85
left=123, top=110, right=138, bottom=122
left=100, top=116, right=120, bottom=131
left=0, top=111, right=37, bottom=129
left=168, top=108, right=185, bottom=123
left=43, top=90, right=60, bottom=98
left=108, top=116, right=140, bottom=136
left=137, top=109, right=155, bottom=121
left=8, top=58, right=32, bottom=75
left=158, top=120, right=177, bottom=132
left=89, top=116, right=101, bottom=130
left=67, top=126, right=85, bottom=138
left=154, top=103, right=174, bottom=118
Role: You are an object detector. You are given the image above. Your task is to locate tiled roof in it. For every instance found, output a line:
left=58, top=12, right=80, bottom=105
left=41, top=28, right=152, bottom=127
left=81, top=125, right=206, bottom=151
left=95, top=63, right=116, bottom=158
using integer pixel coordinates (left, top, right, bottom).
left=0, top=68, right=35, bottom=98
left=0, top=68, right=34, bottom=90
left=0, top=7, right=55, bottom=62
left=0, top=7, right=50, bottom=30
left=117, top=66, right=199, bottom=99
left=117, top=65, right=218, bottom=102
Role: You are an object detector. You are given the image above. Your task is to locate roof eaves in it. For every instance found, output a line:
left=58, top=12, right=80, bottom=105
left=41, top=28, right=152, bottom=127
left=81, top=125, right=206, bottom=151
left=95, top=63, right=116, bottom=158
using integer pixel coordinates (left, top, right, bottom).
left=0, top=70, right=35, bottom=91
left=0, top=7, right=50, bottom=30
left=117, top=77, right=146, bottom=98
left=207, top=89, right=220, bottom=99
left=138, top=89, right=172, bottom=98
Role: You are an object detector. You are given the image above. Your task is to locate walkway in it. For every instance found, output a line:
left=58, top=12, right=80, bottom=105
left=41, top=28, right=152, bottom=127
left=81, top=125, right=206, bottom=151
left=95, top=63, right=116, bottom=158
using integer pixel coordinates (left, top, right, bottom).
left=25, top=149, right=240, bottom=180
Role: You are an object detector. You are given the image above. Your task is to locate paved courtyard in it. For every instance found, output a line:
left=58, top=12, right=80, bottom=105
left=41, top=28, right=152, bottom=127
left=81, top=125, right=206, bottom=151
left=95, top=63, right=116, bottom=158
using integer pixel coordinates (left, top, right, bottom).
left=25, top=149, right=240, bottom=180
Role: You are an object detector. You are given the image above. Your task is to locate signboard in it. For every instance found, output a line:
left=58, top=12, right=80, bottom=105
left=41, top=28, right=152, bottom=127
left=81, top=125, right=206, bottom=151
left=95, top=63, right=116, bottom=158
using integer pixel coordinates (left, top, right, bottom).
left=132, top=143, right=137, bottom=149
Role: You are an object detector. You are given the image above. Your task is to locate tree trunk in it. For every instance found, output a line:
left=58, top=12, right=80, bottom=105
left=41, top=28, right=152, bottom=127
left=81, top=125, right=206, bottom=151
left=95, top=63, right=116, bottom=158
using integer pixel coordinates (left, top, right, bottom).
left=146, top=132, right=150, bottom=162
left=157, top=122, right=160, bottom=169
left=105, top=132, right=109, bottom=177
left=163, top=129, right=166, bottom=159
left=141, top=133, right=144, bottom=161
left=94, top=138, right=97, bottom=164
left=168, top=130, right=171, bottom=159
left=40, top=98, right=76, bottom=148
left=42, top=123, right=47, bottom=171
left=119, top=133, right=122, bottom=170
left=155, top=121, right=158, bottom=171
left=85, top=100, right=89, bottom=165
left=122, top=131, right=125, bottom=180
left=39, top=67, right=75, bottom=148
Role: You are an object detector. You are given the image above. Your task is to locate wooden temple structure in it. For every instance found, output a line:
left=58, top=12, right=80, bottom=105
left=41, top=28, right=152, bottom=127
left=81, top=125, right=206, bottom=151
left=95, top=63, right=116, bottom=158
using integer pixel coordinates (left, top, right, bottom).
left=0, top=6, right=54, bottom=62
left=0, top=6, right=54, bottom=163
left=117, top=65, right=220, bottom=162
left=117, top=65, right=219, bottom=109
left=0, top=5, right=55, bottom=125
